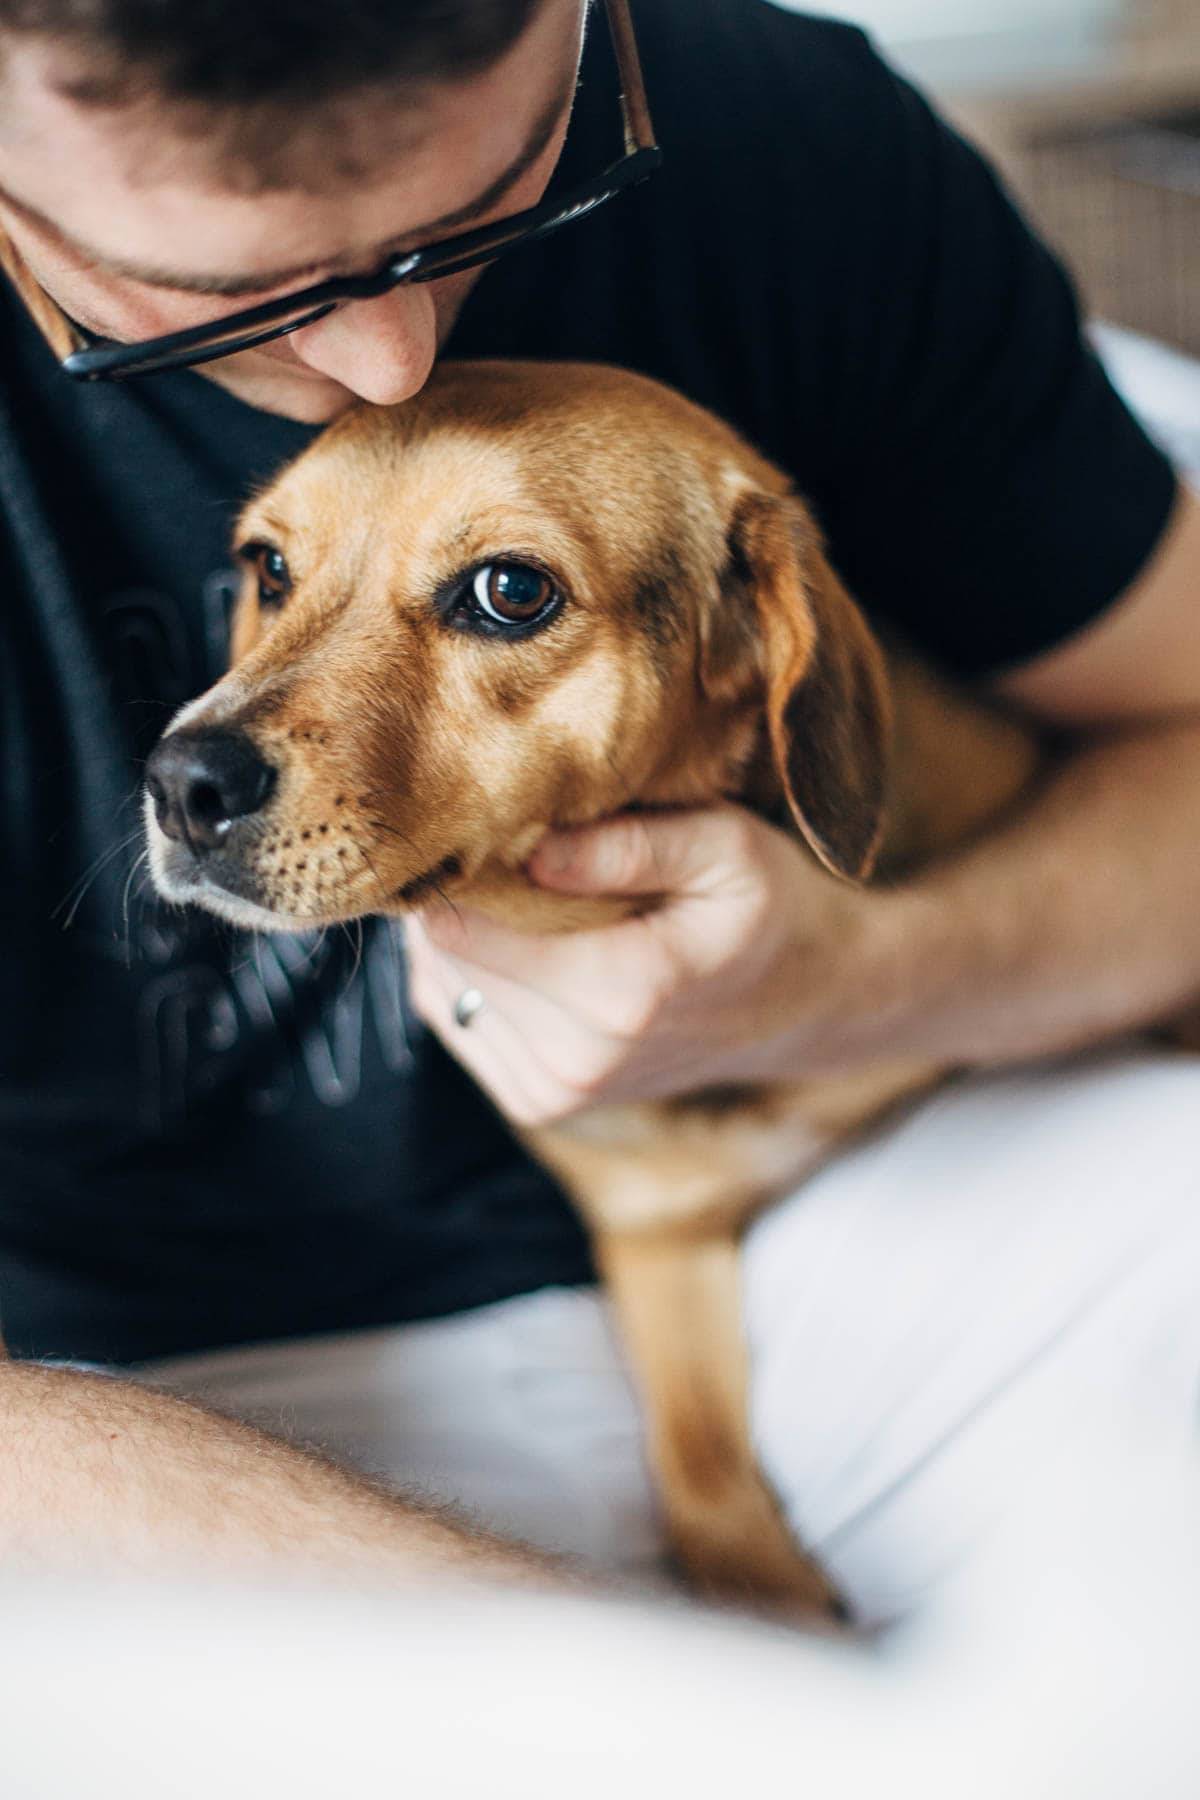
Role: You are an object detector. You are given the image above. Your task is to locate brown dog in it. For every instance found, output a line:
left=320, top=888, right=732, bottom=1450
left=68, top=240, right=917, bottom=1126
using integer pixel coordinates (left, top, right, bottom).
left=145, top=360, right=1045, bottom=1613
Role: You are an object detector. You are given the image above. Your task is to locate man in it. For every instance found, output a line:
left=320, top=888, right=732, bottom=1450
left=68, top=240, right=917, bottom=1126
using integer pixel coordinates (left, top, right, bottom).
left=0, top=0, right=1198, bottom=1621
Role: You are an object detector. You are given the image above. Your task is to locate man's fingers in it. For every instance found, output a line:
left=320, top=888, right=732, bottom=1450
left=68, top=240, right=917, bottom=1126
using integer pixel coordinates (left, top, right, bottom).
left=528, top=805, right=761, bottom=899
left=414, top=902, right=677, bottom=1037
left=405, top=919, right=635, bottom=1124
left=405, top=924, right=568, bottom=1123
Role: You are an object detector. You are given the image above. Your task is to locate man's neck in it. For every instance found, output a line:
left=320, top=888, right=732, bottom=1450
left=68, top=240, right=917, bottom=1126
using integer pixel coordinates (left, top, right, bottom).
left=0, top=227, right=79, bottom=361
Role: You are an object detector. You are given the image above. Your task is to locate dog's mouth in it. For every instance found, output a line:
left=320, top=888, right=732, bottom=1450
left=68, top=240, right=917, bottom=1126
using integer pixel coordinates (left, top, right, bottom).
left=145, top=810, right=311, bottom=932
left=152, top=835, right=467, bottom=933
left=393, top=853, right=465, bottom=907
left=145, top=780, right=469, bottom=933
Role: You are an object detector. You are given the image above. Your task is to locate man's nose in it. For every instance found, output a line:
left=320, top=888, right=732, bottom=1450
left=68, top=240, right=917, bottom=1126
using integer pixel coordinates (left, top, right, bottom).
left=145, top=730, right=277, bottom=854
left=288, top=283, right=440, bottom=405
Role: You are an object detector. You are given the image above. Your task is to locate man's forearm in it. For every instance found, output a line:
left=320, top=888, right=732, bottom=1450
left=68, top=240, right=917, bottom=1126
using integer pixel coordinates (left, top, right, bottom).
left=0, top=1360, right=549, bottom=1582
left=839, top=715, right=1200, bottom=1067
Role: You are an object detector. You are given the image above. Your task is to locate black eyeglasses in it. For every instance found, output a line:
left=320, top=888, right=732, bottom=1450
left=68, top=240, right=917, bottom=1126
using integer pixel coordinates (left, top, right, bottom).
left=61, top=0, right=660, bottom=383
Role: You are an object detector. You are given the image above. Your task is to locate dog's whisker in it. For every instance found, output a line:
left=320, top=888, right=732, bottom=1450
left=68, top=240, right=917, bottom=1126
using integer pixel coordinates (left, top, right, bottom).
left=357, top=818, right=469, bottom=919
left=424, top=881, right=466, bottom=928
left=117, top=771, right=152, bottom=812
left=287, top=929, right=328, bottom=971
left=120, top=848, right=156, bottom=964
left=365, top=816, right=424, bottom=856
left=55, top=769, right=149, bottom=925
left=358, top=845, right=386, bottom=889
left=55, top=827, right=146, bottom=930
left=121, top=845, right=151, bottom=938
left=343, top=833, right=395, bottom=917
left=336, top=918, right=365, bottom=995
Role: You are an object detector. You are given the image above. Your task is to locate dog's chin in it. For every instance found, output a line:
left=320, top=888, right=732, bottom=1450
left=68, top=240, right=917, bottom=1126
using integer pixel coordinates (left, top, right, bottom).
left=178, top=882, right=316, bottom=935
left=146, top=820, right=319, bottom=936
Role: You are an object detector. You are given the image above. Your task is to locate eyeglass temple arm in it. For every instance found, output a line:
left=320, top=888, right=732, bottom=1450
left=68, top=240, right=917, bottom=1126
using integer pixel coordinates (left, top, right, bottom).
left=605, top=0, right=657, bottom=155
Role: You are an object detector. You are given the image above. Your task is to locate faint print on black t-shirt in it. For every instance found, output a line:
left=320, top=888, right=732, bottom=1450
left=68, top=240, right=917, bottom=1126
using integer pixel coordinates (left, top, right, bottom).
left=68, top=565, right=419, bottom=1134
left=131, top=908, right=417, bottom=1129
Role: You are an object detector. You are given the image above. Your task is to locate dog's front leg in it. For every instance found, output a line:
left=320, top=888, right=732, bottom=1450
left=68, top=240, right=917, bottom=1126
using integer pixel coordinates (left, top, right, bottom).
left=596, top=1226, right=841, bottom=1616
left=526, top=1110, right=841, bottom=1617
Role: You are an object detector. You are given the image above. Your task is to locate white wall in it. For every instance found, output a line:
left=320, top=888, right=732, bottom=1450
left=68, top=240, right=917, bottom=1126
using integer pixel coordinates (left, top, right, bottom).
left=778, top=0, right=1120, bottom=41
left=767, top=0, right=1127, bottom=89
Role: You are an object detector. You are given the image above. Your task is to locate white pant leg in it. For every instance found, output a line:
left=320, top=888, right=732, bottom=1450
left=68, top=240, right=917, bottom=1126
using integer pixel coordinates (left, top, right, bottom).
left=133, top=1048, right=1200, bottom=1622
left=744, top=1047, right=1200, bottom=1625
left=135, top=1286, right=668, bottom=1575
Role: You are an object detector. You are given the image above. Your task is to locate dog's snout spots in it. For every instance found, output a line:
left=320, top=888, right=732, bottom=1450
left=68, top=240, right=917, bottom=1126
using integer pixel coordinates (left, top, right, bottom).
left=146, top=729, right=276, bottom=854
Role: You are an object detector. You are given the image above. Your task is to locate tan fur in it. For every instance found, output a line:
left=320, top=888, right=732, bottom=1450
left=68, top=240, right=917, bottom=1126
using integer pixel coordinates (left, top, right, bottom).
left=147, top=360, right=1050, bottom=1614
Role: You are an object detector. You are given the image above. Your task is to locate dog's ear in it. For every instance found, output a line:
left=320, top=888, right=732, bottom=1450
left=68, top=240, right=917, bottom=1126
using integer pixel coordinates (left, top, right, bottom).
left=723, top=491, right=892, bottom=882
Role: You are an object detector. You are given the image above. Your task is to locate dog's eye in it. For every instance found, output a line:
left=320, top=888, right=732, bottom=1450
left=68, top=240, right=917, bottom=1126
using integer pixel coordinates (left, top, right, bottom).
left=470, top=563, right=559, bottom=627
left=239, top=542, right=292, bottom=610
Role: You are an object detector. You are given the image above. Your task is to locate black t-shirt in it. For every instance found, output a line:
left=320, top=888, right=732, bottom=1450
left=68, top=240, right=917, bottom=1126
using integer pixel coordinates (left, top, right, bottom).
left=0, top=1, right=1177, bottom=1363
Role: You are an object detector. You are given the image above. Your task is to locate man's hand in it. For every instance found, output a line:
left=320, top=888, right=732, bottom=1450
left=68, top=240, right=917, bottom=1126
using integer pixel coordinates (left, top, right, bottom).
left=406, top=805, right=886, bottom=1127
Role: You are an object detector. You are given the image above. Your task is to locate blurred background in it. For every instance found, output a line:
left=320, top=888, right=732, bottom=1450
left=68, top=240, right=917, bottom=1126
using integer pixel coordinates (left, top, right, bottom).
left=780, top=0, right=1200, bottom=364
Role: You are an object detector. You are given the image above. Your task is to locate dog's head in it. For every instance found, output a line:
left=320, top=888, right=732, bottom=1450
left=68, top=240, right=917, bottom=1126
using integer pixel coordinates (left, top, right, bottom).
left=145, top=361, right=890, bottom=931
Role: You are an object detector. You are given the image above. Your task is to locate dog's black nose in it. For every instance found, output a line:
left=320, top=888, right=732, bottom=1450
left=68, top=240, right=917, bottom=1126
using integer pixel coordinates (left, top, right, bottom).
left=145, top=730, right=276, bottom=853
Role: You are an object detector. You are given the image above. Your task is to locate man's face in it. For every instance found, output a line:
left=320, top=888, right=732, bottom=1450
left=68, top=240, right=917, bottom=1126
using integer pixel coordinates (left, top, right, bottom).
left=0, top=0, right=586, bottom=420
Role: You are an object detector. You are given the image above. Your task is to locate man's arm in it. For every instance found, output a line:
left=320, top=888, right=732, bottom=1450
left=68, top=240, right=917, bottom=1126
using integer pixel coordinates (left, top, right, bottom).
left=852, top=720, right=1200, bottom=1065
left=0, top=1358, right=550, bottom=1582
left=997, top=480, right=1200, bottom=724
left=840, top=482, right=1200, bottom=1066
left=804, top=478, right=1200, bottom=1068
left=404, top=487, right=1200, bottom=1118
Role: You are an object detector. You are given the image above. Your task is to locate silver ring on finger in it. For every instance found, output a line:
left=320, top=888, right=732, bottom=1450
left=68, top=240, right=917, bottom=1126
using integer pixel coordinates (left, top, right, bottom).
left=453, top=986, right=487, bottom=1029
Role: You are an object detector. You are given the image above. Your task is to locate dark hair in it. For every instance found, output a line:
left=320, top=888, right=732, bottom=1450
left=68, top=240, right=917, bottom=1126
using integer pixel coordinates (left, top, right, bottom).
left=0, top=0, right=551, bottom=188
left=0, top=0, right=544, bottom=107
